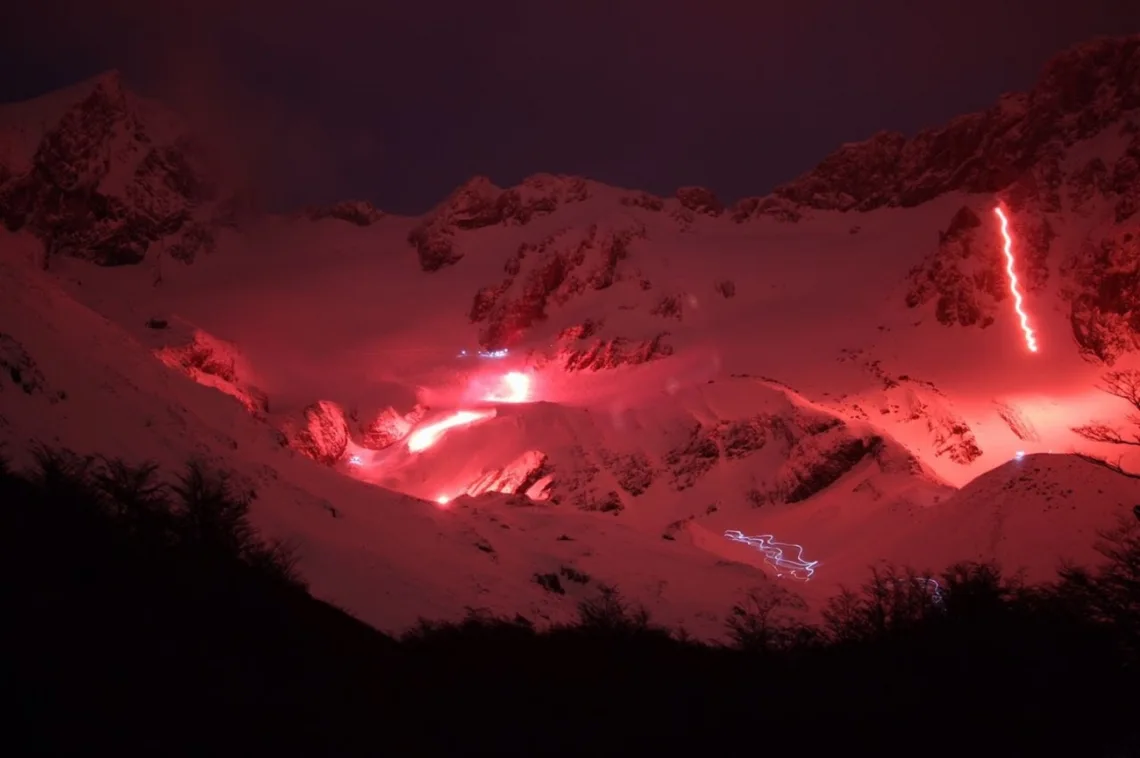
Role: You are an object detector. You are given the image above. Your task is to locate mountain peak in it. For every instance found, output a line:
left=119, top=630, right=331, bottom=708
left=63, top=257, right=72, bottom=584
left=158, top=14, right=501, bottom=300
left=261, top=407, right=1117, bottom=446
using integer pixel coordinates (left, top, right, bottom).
left=408, top=172, right=592, bottom=271
left=0, top=69, right=242, bottom=267
left=765, top=34, right=1140, bottom=213
left=86, top=69, right=126, bottom=96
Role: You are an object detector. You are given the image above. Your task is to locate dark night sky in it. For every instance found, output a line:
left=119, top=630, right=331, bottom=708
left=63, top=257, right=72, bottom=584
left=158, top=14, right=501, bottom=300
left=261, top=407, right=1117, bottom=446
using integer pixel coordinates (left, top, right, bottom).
left=1, top=1, right=1136, bottom=214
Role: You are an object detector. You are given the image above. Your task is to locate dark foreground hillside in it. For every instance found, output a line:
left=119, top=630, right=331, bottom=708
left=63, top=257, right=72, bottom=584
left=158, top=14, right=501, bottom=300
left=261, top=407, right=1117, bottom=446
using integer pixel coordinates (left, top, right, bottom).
left=3, top=446, right=1139, bottom=757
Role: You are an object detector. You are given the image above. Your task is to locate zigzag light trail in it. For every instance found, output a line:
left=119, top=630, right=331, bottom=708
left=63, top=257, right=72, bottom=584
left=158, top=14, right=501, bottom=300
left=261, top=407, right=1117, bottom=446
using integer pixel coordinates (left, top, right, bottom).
left=724, top=530, right=819, bottom=581
left=994, top=206, right=1039, bottom=353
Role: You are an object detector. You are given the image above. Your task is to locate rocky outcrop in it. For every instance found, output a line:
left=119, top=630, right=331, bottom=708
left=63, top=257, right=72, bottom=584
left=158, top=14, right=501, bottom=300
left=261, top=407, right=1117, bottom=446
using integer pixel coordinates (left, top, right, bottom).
left=465, top=450, right=552, bottom=500
left=154, top=330, right=268, bottom=414
left=664, top=413, right=801, bottom=492
left=619, top=191, right=664, bottom=211
left=927, top=414, right=983, bottom=465
left=649, top=294, right=684, bottom=321
left=281, top=400, right=350, bottom=466
left=728, top=195, right=804, bottom=223
left=559, top=333, right=675, bottom=372
left=843, top=356, right=983, bottom=465
left=904, top=204, right=1052, bottom=329
left=768, top=36, right=1140, bottom=212
left=546, top=445, right=623, bottom=513
left=1064, top=123, right=1140, bottom=223
left=662, top=405, right=888, bottom=498
left=892, top=382, right=982, bottom=465
left=0, top=333, right=49, bottom=395
left=767, top=433, right=884, bottom=504
left=305, top=200, right=384, bottom=226
left=468, top=223, right=646, bottom=349
left=1061, top=228, right=1140, bottom=363
left=408, top=174, right=590, bottom=272
left=995, top=401, right=1041, bottom=441
left=905, top=205, right=1004, bottom=328
left=0, top=72, right=237, bottom=266
left=598, top=450, right=655, bottom=496
left=664, top=424, right=722, bottom=491
left=355, top=404, right=426, bottom=450
left=714, top=280, right=736, bottom=298
left=675, top=186, right=722, bottom=216
left=524, top=313, right=671, bottom=372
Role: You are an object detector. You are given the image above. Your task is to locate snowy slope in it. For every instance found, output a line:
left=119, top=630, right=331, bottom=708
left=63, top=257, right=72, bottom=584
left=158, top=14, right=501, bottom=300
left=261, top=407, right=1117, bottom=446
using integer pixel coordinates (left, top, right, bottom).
left=0, top=244, right=792, bottom=636
left=3, top=36, right=1140, bottom=634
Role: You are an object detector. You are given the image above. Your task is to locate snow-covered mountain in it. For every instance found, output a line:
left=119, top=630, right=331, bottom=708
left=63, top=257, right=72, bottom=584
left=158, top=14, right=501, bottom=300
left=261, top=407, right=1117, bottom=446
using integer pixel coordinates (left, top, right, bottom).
left=2, top=35, right=1139, bottom=638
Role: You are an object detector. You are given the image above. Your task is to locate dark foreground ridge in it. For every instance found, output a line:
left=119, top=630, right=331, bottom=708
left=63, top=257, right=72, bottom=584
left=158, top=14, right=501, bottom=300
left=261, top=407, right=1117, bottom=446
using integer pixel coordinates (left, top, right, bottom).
left=3, top=446, right=1139, bottom=756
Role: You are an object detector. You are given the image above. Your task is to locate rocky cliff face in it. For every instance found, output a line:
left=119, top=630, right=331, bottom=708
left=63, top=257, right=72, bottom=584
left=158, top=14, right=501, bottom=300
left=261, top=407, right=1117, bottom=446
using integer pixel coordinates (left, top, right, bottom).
left=355, top=404, right=426, bottom=450
left=154, top=329, right=269, bottom=415
left=904, top=204, right=1055, bottom=331
left=281, top=401, right=351, bottom=466
left=304, top=200, right=385, bottom=226
left=770, top=36, right=1140, bottom=212
left=1062, top=227, right=1140, bottom=363
left=408, top=174, right=591, bottom=272
left=883, top=37, right=1140, bottom=363
left=467, top=222, right=647, bottom=348
left=409, top=39, right=1140, bottom=371
left=0, top=71, right=243, bottom=267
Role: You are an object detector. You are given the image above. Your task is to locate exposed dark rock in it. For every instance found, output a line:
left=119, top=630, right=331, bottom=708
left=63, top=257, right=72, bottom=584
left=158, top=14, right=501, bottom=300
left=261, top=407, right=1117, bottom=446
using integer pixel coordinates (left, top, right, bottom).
left=650, top=294, right=684, bottom=321
left=1062, top=229, right=1140, bottom=363
left=281, top=401, right=350, bottom=466
left=904, top=204, right=1054, bottom=331
left=598, top=450, right=655, bottom=496
left=0, top=72, right=234, bottom=268
left=619, top=191, right=664, bottom=211
left=0, top=333, right=48, bottom=394
left=407, top=174, right=590, bottom=272
left=306, top=200, right=384, bottom=226
left=765, top=36, right=1140, bottom=213
left=357, top=405, right=426, bottom=450
left=675, top=186, right=723, bottom=216
left=469, top=224, right=646, bottom=351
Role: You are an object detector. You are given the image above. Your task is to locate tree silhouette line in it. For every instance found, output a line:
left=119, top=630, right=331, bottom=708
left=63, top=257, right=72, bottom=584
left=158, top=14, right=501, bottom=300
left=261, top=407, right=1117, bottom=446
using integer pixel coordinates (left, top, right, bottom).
left=2, top=444, right=1139, bottom=756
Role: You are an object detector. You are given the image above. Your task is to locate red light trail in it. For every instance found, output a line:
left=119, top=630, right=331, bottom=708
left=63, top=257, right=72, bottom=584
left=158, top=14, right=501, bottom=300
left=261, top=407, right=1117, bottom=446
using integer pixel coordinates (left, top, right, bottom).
left=403, top=371, right=533, bottom=453
left=994, top=206, right=1038, bottom=353
left=406, top=409, right=496, bottom=452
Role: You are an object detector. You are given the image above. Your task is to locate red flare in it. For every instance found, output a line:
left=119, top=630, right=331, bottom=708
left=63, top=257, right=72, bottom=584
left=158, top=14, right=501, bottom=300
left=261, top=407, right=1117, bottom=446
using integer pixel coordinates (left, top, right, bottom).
left=994, top=206, right=1038, bottom=353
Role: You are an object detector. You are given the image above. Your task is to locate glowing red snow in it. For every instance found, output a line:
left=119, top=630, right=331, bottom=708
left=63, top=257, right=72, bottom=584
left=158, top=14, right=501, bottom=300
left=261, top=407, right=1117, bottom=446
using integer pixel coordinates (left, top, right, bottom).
left=406, top=409, right=496, bottom=452
left=436, top=495, right=450, bottom=506
left=483, top=371, right=532, bottom=403
left=994, top=206, right=1039, bottom=353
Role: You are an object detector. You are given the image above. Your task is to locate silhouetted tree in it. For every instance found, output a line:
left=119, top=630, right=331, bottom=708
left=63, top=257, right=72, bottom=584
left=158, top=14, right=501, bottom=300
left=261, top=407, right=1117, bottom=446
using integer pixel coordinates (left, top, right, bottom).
left=1056, top=516, right=1140, bottom=660
left=725, top=584, right=817, bottom=653
left=1072, top=369, right=1140, bottom=447
left=402, top=607, right=536, bottom=648
left=242, top=537, right=307, bottom=591
left=575, top=584, right=655, bottom=635
left=937, top=561, right=1019, bottom=617
left=822, top=565, right=944, bottom=643
left=91, top=457, right=172, bottom=539
left=6, top=443, right=1140, bottom=755
left=171, top=459, right=257, bottom=556
left=168, top=458, right=306, bottom=589
left=27, top=446, right=98, bottom=516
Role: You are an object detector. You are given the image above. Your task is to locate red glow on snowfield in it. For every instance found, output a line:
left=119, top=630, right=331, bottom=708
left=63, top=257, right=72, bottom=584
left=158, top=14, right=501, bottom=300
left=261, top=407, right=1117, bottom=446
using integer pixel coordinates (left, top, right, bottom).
left=994, top=206, right=1039, bottom=353
left=483, top=371, right=532, bottom=403
left=406, top=409, right=496, bottom=452
left=402, top=372, right=533, bottom=458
